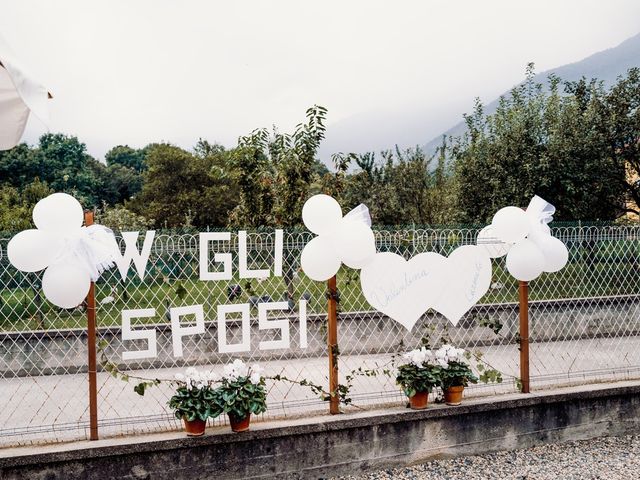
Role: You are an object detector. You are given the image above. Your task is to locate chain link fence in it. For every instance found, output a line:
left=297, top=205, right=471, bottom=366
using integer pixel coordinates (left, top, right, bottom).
left=1, top=224, right=639, bottom=447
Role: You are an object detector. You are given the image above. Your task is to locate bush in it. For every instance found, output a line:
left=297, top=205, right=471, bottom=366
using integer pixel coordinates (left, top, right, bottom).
left=211, top=359, right=267, bottom=421
left=396, top=347, right=441, bottom=397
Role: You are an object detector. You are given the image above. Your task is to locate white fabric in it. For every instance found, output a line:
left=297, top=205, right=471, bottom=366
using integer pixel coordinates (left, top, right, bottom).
left=0, top=34, right=50, bottom=150
left=54, top=225, right=120, bottom=282
left=0, top=66, right=30, bottom=150
left=525, top=195, right=556, bottom=235
left=344, top=203, right=372, bottom=227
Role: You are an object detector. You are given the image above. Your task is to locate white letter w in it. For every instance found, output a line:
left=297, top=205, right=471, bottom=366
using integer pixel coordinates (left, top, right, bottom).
left=114, top=231, right=156, bottom=281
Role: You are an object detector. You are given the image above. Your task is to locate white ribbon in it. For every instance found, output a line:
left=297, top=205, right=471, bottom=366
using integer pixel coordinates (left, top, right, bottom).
left=525, top=195, right=556, bottom=236
left=343, top=203, right=372, bottom=227
left=55, top=225, right=120, bottom=282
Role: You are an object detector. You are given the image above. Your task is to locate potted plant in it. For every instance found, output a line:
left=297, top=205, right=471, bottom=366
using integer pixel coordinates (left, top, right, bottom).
left=169, top=367, right=218, bottom=436
left=435, top=344, right=478, bottom=406
left=396, top=347, right=441, bottom=409
left=212, top=359, right=267, bottom=432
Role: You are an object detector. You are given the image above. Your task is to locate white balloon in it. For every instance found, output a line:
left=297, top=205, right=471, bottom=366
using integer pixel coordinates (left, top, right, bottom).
left=492, top=206, right=530, bottom=243
left=300, top=236, right=341, bottom=281
left=505, top=239, right=545, bottom=281
left=301, top=194, right=342, bottom=236
left=7, top=229, right=62, bottom=272
left=332, top=219, right=376, bottom=269
left=342, top=249, right=376, bottom=269
left=32, top=193, right=84, bottom=233
left=533, top=234, right=569, bottom=272
left=476, top=225, right=511, bottom=258
left=42, top=262, right=91, bottom=308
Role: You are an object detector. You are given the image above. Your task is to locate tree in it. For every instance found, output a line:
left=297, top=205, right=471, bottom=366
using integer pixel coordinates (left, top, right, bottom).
left=105, top=145, right=147, bottom=173
left=228, top=106, right=328, bottom=304
left=96, top=203, right=153, bottom=232
left=99, top=163, right=144, bottom=205
left=0, top=143, right=40, bottom=189
left=130, top=143, right=237, bottom=228
left=451, top=64, right=628, bottom=222
left=604, top=68, right=640, bottom=215
left=0, top=179, right=53, bottom=231
left=320, top=152, right=356, bottom=201
left=0, top=136, right=145, bottom=209
left=227, top=130, right=275, bottom=227
left=339, top=144, right=456, bottom=226
left=32, top=133, right=112, bottom=207
left=229, top=105, right=328, bottom=227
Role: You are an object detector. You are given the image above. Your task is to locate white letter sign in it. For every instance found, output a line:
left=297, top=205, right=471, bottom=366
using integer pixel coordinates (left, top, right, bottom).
left=258, top=302, right=290, bottom=350
left=217, top=303, right=251, bottom=353
left=114, top=231, right=155, bottom=281
left=121, top=308, right=157, bottom=360
left=238, top=230, right=270, bottom=279
left=170, top=304, right=205, bottom=357
left=199, top=232, right=232, bottom=281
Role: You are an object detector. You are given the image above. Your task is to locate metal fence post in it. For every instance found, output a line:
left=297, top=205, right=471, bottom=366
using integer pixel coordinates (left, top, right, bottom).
left=327, top=275, right=340, bottom=414
left=518, top=280, right=530, bottom=393
left=84, top=210, right=99, bottom=440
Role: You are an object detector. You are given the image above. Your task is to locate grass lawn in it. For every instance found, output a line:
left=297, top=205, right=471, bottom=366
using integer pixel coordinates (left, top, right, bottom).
left=1, top=253, right=638, bottom=332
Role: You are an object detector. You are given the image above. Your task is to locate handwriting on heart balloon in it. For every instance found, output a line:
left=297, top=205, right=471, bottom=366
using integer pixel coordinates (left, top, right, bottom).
left=431, top=245, right=492, bottom=325
left=360, top=246, right=491, bottom=329
left=360, top=252, right=446, bottom=330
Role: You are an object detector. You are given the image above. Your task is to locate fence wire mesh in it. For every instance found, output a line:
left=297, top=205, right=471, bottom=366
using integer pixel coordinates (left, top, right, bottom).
left=1, top=224, right=639, bottom=447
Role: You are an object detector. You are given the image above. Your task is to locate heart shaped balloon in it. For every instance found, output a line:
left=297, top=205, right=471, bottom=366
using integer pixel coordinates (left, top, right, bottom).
left=360, top=245, right=492, bottom=330
left=360, top=252, right=447, bottom=331
left=431, top=245, right=492, bottom=325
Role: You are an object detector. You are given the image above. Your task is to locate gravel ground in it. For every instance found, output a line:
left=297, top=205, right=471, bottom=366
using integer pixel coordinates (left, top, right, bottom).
left=332, top=435, right=640, bottom=480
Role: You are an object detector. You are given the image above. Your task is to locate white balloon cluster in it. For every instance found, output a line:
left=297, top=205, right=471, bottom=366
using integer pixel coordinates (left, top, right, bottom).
left=477, top=195, right=569, bottom=282
left=299, top=194, right=495, bottom=329
left=300, top=195, right=376, bottom=281
left=7, top=193, right=119, bottom=308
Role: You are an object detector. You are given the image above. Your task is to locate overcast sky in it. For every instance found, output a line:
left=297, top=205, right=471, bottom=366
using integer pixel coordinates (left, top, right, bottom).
left=2, top=0, right=640, bottom=161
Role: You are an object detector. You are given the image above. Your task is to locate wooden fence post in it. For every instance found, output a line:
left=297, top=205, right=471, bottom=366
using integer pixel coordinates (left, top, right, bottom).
left=327, top=275, right=340, bottom=414
left=84, top=210, right=99, bottom=440
left=518, top=280, right=530, bottom=393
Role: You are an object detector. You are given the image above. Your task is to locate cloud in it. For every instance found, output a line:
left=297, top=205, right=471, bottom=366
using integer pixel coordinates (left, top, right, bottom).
left=2, top=0, right=639, bottom=160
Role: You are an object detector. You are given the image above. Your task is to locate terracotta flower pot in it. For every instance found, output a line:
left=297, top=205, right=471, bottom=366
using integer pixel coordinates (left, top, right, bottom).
left=183, top=417, right=206, bottom=436
left=228, top=413, right=251, bottom=432
left=409, top=391, right=429, bottom=410
left=444, top=385, right=464, bottom=406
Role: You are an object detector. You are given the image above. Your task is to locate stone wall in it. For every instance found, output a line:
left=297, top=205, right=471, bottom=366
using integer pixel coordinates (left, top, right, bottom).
left=2, top=382, right=639, bottom=479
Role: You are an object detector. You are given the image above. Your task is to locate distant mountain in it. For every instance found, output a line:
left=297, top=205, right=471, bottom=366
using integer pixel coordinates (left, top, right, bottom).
left=423, top=31, right=640, bottom=154
left=319, top=103, right=467, bottom=163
